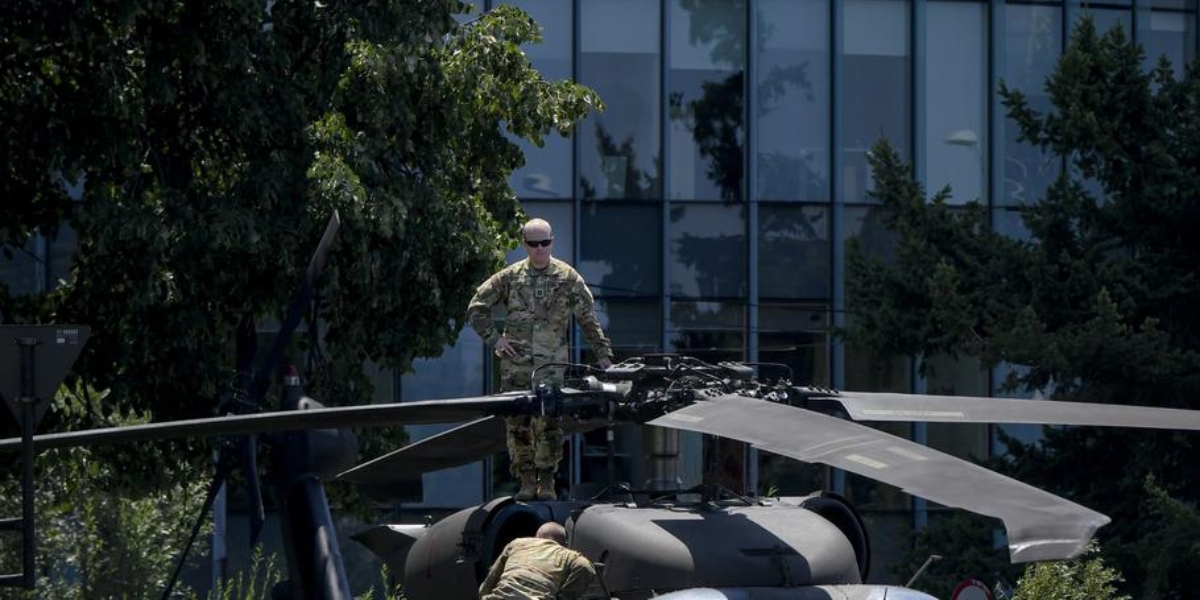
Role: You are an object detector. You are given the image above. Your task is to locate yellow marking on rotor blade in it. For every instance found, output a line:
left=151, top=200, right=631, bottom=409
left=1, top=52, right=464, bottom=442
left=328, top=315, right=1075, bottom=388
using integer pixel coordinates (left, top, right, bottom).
left=844, top=454, right=889, bottom=469
left=885, top=446, right=930, bottom=462
left=860, top=409, right=967, bottom=419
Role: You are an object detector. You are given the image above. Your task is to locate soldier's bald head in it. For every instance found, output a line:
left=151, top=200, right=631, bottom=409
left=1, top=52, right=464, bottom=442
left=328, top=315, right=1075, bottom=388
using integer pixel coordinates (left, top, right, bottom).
left=535, top=522, right=567, bottom=545
left=523, top=218, right=552, bottom=239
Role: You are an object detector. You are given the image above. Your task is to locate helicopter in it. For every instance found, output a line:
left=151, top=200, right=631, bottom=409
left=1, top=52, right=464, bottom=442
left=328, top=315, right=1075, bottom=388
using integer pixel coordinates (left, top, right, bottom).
left=6, top=211, right=1200, bottom=600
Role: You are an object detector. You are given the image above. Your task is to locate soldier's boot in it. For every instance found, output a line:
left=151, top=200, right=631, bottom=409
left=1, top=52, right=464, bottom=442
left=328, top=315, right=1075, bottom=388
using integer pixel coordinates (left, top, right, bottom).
left=535, top=470, right=556, bottom=501
left=515, top=470, right=537, bottom=501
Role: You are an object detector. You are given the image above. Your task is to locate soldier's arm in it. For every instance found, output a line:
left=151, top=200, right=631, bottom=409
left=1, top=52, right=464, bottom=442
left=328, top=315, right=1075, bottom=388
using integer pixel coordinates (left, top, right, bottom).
left=478, top=544, right=510, bottom=597
left=467, top=271, right=507, bottom=346
left=558, top=555, right=601, bottom=600
left=569, top=274, right=613, bottom=360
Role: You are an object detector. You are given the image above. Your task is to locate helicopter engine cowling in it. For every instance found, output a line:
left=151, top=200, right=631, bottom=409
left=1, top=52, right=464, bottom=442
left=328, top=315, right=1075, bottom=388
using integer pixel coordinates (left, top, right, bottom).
left=399, top=497, right=588, bottom=600
left=791, top=493, right=871, bottom=581
left=568, top=502, right=864, bottom=595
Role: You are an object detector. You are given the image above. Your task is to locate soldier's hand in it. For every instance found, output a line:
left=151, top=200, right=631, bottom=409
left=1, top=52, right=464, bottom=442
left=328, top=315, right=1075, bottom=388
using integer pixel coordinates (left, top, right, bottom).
left=597, top=356, right=613, bottom=370
left=494, top=336, right=518, bottom=358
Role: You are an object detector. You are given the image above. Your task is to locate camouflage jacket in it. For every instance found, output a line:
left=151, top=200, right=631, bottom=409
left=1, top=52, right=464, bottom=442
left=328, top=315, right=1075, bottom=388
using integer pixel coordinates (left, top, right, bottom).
left=478, top=537, right=598, bottom=600
left=467, top=257, right=613, bottom=360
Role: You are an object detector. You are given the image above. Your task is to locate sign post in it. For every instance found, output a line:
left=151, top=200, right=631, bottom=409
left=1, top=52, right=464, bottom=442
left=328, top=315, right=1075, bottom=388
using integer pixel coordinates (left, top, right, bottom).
left=0, top=325, right=89, bottom=590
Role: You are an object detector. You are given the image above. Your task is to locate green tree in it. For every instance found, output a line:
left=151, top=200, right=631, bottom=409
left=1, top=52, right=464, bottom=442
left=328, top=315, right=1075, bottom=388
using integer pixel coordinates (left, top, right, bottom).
left=0, top=0, right=600, bottom=428
left=845, top=17, right=1200, bottom=595
left=0, top=0, right=600, bottom=593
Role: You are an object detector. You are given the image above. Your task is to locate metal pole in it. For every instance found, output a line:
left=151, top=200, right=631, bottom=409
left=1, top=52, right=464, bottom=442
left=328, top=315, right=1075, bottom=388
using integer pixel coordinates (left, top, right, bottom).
left=18, top=337, right=38, bottom=591
left=905, top=554, right=943, bottom=588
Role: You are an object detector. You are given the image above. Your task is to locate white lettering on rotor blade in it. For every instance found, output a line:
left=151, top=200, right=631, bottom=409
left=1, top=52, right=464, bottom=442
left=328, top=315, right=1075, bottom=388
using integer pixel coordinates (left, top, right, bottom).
left=844, top=454, right=889, bottom=469
left=860, top=409, right=967, bottom=419
left=885, top=446, right=930, bottom=462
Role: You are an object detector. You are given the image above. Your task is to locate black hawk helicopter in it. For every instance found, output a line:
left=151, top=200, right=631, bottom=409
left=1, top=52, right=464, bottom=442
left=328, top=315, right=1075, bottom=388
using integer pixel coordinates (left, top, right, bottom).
left=6, top=210, right=1200, bottom=600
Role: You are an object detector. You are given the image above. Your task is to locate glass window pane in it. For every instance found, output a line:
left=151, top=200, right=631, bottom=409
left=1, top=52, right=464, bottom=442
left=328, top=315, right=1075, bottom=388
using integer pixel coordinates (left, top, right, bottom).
left=843, top=0, right=911, bottom=203
left=1145, top=11, right=1197, bottom=80
left=508, top=0, right=574, bottom=199
left=401, top=329, right=486, bottom=507
left=758, top=303, right=829, bottom=386
left=579, top=422, right=643, bottom=489
left=579, top=203, right=662, bottom=296
left=670, top=204, right=746, bottom=298
left=579, top=0, right=662, bottom=201
left=590, top=298, right=662, bottom=360
left=759, top=204, right=829, bottom=299
left=0, top=236, right=40, bottom=296
left=1002, top=4, right=1063, bottom=206
left=1153, top=0, right=1197, bottom=8
left=669, top=0, right=747, bottom=202
left=927, top=2, right=987, bottom=204
left=843, top=205, right=901, bottom=265
left=1088, top=8, right=1132, bottom=38
left=505, top=202, right=574, bottom=265
left=992, top=207, right=1032, bottom=241
left=756, top=0, right=830, bottom=202
left=669, top=301, right=745, bottom=362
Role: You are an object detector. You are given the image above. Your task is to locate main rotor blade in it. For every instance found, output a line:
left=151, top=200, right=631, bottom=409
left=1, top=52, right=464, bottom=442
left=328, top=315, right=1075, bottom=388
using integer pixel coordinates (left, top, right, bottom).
left=337, top=415, right=603, bottom=484
left=827, top=390, right=1200, bottom=429
left=338, top=417, right=505, bottom=484
left=650, top=395, right=1110, bottom=563
left=0, top=393, right=530, bottom=453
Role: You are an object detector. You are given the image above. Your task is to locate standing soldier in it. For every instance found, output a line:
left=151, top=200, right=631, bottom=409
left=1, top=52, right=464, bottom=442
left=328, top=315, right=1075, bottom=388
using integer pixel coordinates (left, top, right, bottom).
left=468, top=218, right=613, bottom=500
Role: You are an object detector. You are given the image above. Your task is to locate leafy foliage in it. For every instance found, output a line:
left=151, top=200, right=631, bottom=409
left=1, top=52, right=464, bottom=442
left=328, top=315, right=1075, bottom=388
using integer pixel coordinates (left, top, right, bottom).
left=1011, top=542, right=1129, bottom=600
left=0, top=387, right=209, bottom=599
left=0, top=0, right=601, bottom=432
left=0, top=0, right=600, bottom=593
left=1130, top=476, right=1200, bottom=599
left=845, top=17, right=1200, bottom=594
left=208, top=550, right=280, bottom=600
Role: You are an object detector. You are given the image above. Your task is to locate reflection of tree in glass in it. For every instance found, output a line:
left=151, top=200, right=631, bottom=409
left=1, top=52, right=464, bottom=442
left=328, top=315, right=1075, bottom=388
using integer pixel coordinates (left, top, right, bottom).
left=673, top=0, right=819, bottom=203
left=579, top=124, right=662, bottom=200
left=758, top=207, right=828, bottom=298
left=671, top=76, right=745, bottom=203
left=756, top=31, right=824, bottom=199
left=679, top=0, right=747, bottom=65
left=848, top=205, right=902, bottom=265
left=669, top=204, right=746, bottom=298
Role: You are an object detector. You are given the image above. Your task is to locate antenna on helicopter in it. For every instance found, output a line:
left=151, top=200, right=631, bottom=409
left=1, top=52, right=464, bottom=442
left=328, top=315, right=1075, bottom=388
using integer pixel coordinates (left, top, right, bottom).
left=905, top=553, right=944, bottom=588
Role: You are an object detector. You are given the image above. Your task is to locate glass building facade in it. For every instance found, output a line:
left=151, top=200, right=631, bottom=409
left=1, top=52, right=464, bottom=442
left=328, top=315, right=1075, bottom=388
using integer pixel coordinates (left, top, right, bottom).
left=2, top=0, right=1195, bottom=584
left=399, top=0, right=1200, bottom=581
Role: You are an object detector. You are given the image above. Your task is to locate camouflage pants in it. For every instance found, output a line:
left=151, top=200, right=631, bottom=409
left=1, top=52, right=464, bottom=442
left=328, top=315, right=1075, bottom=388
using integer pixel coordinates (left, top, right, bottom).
left=500, top=351, right=565, bottom=475
left=504, top=415, right=563, bottom=475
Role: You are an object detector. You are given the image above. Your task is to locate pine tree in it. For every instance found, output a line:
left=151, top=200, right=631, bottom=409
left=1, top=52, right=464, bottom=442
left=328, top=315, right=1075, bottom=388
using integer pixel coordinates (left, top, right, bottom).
left=847, top=17, right=1200, bottom=596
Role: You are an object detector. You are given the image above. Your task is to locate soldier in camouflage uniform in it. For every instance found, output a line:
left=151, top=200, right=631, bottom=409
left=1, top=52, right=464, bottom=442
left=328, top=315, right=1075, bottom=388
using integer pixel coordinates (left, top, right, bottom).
left=478, top=522, right=599, bottom=600
left=468, top=218, right=613, bottom=501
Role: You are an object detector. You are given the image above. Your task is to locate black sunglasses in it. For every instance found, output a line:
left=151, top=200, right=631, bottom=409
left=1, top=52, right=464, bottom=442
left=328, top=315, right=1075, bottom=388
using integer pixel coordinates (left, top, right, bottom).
left=524, top=239, right=553, bottom=248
